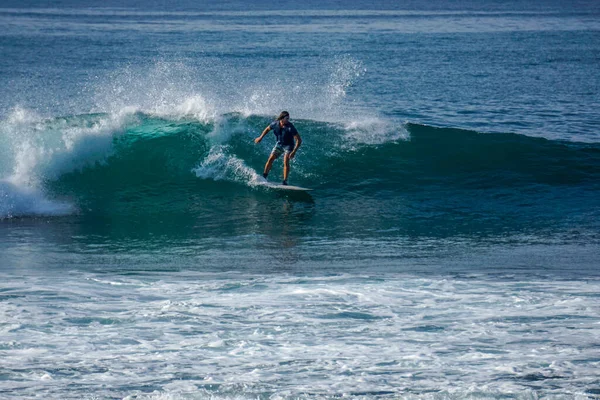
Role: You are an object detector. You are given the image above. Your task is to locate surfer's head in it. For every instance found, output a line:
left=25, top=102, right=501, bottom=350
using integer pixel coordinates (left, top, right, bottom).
left=277, top=111, right=290, bottom=122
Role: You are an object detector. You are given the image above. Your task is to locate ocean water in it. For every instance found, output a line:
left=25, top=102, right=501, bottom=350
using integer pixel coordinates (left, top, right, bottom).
left=1, top=1, right=600, bottom=399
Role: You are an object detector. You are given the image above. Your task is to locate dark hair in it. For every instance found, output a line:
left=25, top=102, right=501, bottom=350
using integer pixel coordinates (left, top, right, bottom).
left=277, top=111, right=290, bottom=121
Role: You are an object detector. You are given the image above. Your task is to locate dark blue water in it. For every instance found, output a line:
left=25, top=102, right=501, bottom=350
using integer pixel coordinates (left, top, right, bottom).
left=1, top=1, right=600, bottom=399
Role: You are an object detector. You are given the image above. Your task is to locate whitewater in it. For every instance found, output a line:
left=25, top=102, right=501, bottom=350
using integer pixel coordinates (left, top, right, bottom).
left=2, top=269, right=600, bottom=400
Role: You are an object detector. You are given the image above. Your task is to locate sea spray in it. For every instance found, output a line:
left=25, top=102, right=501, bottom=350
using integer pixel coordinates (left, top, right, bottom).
left=193, top=145, right=262, bottom=185
left=85, top=56, right=371, bottom=126
left=0, top=180, right=73, bottom=218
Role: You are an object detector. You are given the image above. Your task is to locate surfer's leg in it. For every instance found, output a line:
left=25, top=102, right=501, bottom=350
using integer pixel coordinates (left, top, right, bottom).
left=283, top=153, right=290, bottom=184
left=264, top=152, right=279, bottom=177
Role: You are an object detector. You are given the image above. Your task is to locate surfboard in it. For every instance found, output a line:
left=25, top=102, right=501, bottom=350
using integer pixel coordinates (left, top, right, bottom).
left=256, top=178, right=312, bottom=191
left=262, top=182, right=313, bottom=192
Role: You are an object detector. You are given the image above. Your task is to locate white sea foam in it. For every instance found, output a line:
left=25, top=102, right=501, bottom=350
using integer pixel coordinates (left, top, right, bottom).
left=1, top=270, right=598, bottom=399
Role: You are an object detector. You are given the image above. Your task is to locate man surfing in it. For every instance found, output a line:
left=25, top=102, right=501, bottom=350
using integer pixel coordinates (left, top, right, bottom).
left=254, top=111, right=302, bottom=186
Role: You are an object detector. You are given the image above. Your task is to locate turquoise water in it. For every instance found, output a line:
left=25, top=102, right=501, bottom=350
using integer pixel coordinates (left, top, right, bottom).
left=1, top=1, right=600, bottom=399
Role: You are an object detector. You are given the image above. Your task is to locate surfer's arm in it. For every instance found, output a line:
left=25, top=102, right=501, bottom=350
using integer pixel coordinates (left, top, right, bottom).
left=254, top=126, right=271, bottom=144
left=289, top=134, right=302, bottom=158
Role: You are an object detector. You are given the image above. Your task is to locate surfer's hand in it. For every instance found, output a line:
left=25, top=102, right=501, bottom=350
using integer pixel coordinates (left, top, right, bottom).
left=254, top=137, right=261, bottom=144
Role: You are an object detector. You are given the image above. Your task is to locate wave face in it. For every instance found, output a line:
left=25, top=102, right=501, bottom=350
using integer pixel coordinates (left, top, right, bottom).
left=1, top=108, right=598, bottom=240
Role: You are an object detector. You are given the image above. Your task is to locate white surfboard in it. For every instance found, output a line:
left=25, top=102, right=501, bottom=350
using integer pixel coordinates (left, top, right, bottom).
left=258, top=180, right=313, bottom=191
left=266, top=183, right=313, bottom=191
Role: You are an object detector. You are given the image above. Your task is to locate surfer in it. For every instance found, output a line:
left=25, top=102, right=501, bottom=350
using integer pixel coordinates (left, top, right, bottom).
left=254, top=111, right=302, bottom=185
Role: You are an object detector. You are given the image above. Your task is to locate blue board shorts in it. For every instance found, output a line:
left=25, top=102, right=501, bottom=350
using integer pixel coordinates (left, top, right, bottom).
left=271, top=144, right=293, bottom=157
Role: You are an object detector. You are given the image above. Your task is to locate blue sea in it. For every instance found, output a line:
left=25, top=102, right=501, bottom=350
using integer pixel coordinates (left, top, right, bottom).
left=1, top=1, right=600, bottom=399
